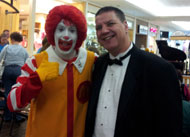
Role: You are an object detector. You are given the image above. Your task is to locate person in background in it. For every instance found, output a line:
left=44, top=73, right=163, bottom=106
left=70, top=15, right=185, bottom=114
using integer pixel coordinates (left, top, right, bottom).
left=3, top=29, right=10, bottom=44
left=85, top=6, right=182, bottom=137
left=7, top=5, right=96, bottom=137
left=175, top=66, right=190, bottom=137
left=182, top=100, right=190, bottom=137
left=0, top=33, right=8, bottom=52
left=3, top=29, right=10, bottom=39
left=37, top=36, right=50, bottom=53
left=0, top=33, right=8, bottom=107
left=21, top=35, right=28, bottom=48
left=0, top=32, right=29, bottom=122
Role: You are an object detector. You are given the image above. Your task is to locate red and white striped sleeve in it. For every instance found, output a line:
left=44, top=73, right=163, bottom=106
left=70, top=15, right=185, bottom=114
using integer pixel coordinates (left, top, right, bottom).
left=7, top=56, right=43, bottom=112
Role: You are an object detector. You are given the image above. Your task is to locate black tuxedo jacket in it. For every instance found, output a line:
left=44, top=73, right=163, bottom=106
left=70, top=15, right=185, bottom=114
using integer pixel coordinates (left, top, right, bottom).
left=85, top=46, right=182, bottom=137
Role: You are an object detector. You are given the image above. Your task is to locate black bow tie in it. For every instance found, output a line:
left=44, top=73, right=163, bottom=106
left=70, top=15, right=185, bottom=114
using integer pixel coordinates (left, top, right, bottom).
left=108, top=47, right=133, bottom=66
left=108, top=58, right=123, bottom=66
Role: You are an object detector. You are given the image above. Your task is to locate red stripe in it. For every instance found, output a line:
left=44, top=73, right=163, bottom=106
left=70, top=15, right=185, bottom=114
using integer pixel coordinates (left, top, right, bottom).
left=67, top=64, right=74, bottom=137
left=16, top=76, right=28, bottom=84
left=7, top=93, right=14, bottom=112
left=21, top=58, right=37, bottom=74
left=31, top=58, right=37, bottom=67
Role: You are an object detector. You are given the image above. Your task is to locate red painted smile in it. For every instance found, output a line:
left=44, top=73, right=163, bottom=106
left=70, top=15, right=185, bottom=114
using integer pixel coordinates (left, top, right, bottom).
left=58, top=39, right=73, bottom=51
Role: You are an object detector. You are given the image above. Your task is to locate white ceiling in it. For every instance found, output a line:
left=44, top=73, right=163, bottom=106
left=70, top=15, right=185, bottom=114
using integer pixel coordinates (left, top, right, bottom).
left=84, top=0, right=190, bottom=32
left=19, top=0, right=190, bottom=32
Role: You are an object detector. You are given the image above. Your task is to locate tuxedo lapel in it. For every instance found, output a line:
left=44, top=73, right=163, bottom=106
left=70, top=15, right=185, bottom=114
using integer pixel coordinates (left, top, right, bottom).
left=92, top=54, right=109, bottom=102
left=87, top=54, right=109, bottom=127
left=94, top=54, right=109, bottom=96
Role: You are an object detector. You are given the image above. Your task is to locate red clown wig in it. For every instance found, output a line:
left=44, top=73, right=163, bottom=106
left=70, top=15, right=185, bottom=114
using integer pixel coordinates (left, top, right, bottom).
left=45, top=5, right=87, bottom=50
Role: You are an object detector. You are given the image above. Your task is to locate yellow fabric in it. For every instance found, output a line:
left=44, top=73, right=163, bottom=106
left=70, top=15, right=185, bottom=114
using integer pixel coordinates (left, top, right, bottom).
left=25, top=50, right=95, bottom=137
left=36, top=59, right=59, bottom=82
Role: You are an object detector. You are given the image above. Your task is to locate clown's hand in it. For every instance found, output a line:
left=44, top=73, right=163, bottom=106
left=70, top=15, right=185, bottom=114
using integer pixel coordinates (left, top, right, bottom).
left=36, top=60, right=59, bottom=82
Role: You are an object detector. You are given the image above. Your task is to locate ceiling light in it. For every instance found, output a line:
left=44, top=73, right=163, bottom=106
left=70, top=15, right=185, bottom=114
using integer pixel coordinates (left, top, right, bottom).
left=55, top=0, right=74, bottom=3
left=125, top=0, right=164, bottom=16
left=125, top=0, right=190, bottom=16
left=172, top=21, right=190, bottom=31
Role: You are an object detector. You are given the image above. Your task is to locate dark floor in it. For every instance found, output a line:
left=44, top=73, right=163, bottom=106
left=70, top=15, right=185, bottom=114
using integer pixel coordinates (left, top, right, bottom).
left=0, top=115, right=27, bottom=137
left=0, top=90, right=29, bottom=137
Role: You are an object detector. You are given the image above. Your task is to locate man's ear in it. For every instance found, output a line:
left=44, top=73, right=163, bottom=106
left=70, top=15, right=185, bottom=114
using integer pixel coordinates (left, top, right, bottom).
left=123, top=20, right=129, bottom=33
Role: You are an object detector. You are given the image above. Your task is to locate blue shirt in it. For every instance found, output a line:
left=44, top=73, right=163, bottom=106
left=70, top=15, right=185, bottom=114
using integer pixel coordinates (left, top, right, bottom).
left=0, top=44, right=7, bottom=52
left=0, top=44, right=29, bottom=67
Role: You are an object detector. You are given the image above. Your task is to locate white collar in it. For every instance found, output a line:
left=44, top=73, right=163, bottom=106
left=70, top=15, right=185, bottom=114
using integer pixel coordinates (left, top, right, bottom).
left=110, top=42, right=133, bottom=59
left=46, top=46, right=87, bottom=75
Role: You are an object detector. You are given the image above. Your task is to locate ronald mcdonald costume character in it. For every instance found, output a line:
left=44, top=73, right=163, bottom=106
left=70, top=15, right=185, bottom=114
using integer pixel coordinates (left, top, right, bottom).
left=7, top=5, right=96, bottom=137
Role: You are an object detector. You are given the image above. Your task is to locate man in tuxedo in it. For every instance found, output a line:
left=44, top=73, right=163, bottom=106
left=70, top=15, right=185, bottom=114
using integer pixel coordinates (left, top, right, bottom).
left=85, top=6, right=182, bottom=137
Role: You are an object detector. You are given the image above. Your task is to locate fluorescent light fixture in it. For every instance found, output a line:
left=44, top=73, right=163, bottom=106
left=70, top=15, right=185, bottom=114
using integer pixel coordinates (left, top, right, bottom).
left=172, top=21, right=190, bottom=31
left=125, top=0, right=164, bottom=16
left=65, top=0, right=74, bottom=3
left=55, top=0, right=74, bottom=3
left=125, top=0, right=190, bottom=16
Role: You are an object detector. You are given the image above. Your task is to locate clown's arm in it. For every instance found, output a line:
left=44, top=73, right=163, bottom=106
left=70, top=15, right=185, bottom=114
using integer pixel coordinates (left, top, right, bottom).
left=7, top=56, right=59, bottom=112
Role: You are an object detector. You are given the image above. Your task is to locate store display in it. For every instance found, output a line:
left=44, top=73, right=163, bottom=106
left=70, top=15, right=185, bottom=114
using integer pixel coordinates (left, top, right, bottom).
left=86, top=12, right=107, bottom=55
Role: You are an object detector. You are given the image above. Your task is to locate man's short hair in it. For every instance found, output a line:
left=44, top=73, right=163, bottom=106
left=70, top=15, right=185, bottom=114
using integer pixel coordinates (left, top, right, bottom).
left=3, top=29, right=9, bottom=33
left=95, top=6, right=126, bottom=22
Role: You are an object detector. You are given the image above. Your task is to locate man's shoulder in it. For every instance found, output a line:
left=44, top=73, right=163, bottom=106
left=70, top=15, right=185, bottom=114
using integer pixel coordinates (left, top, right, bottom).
left=132, top=47, right=175, bottom=75
left=136, top=48, right=168, bottom=65
left=95, top=52, right=108, bottom=63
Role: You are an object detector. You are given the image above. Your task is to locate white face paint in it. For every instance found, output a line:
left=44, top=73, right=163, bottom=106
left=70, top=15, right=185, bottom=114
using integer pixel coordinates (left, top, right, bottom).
left=54, top=19, right=78, bottom=60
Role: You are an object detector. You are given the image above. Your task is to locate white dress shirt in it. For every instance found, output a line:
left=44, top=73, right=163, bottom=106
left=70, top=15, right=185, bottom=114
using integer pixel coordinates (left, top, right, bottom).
left=93, top=43, right=133, bottom=137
